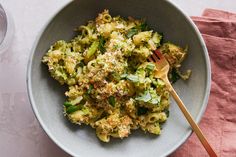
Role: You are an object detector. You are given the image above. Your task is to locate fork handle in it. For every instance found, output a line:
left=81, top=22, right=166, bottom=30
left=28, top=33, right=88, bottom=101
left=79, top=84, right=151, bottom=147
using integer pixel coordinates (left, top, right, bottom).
left=169, top=87, right=218, bottom=157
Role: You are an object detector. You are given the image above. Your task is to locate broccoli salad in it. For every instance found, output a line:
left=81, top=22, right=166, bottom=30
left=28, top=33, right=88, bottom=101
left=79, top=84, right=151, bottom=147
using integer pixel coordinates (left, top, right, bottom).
left=42, top=10, right=191, bottom=142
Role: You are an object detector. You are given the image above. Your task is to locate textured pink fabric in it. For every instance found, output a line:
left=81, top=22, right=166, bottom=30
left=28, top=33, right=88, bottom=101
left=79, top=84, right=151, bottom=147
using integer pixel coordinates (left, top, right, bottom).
left=191, top=17, right=236, bottom=39
left=203, top=9, right=236, bottom=21
left=170, top=9, right=236, bottom=157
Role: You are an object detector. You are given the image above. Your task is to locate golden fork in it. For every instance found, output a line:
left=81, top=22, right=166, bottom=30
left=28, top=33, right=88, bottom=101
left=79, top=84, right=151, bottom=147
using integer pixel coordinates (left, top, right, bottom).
left=148, top=50, right=217, bottom=157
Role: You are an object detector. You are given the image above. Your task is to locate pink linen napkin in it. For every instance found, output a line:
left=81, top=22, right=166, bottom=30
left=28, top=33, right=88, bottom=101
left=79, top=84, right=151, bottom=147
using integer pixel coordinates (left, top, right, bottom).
left=170, top=9, right=236, bottom=157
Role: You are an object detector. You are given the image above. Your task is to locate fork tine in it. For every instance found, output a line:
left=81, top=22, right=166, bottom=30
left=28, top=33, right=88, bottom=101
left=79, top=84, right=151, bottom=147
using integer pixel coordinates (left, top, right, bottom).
left=154, top=50, right=163, bottom=59
left=152, top=53, right=159, bottom=62
left=148, top=57, right=154, bottom=62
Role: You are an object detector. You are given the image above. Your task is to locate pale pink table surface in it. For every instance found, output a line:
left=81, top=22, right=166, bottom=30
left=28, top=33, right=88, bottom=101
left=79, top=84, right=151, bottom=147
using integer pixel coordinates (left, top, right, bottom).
left=0, top=0, right=235, bottom=156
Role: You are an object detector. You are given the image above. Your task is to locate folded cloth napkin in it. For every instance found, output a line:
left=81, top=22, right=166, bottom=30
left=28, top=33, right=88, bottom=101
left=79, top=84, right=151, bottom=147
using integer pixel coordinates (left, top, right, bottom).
left=170, top=9, right=236, bottom=157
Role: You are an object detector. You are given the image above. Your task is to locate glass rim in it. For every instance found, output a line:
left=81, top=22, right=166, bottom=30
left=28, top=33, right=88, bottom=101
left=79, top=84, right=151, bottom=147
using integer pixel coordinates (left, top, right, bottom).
left=0, top=4, right=8, bottom=45
left=0, top=3, right=14, bottom=54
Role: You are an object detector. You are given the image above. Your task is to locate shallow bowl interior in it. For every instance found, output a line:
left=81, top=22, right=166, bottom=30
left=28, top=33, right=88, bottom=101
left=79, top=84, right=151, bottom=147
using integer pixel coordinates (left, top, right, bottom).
left=27, top=0, right=210, bottom=157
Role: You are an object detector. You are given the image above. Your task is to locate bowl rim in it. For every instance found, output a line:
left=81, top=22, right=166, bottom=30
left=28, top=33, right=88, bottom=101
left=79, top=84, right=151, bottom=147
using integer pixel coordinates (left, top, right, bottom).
left=26, top=1, right=211, bottom=156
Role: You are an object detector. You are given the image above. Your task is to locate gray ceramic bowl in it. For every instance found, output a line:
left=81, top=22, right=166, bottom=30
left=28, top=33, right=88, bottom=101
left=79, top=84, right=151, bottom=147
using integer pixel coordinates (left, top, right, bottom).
left=27, top=0, right=211, bottom=157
